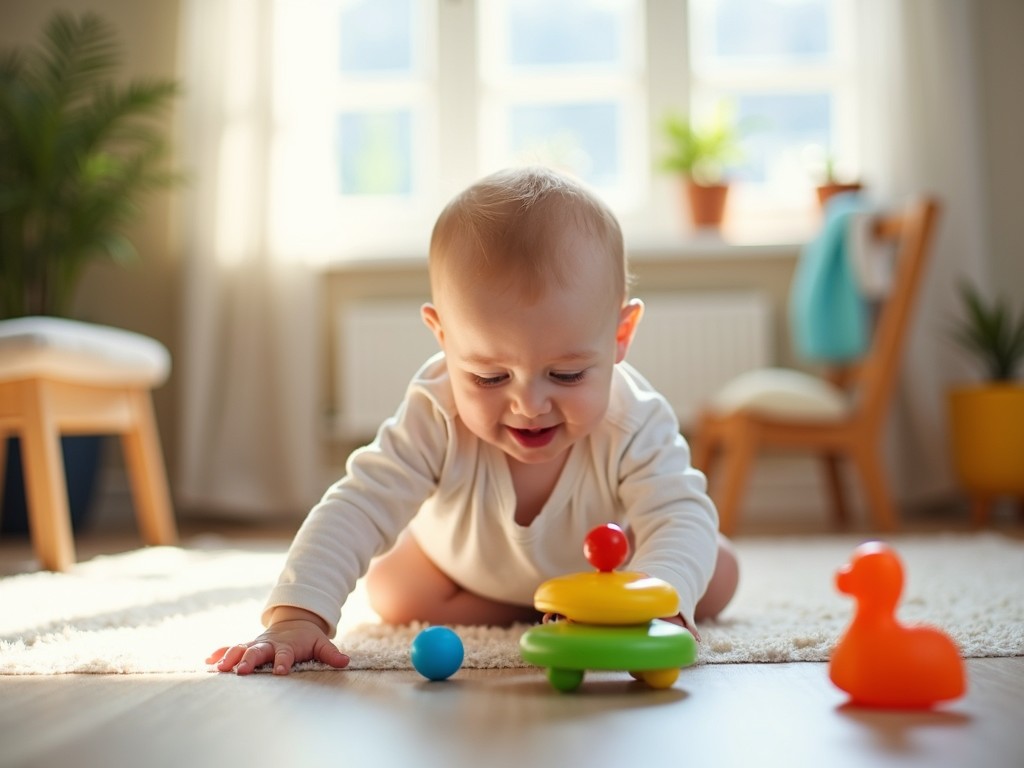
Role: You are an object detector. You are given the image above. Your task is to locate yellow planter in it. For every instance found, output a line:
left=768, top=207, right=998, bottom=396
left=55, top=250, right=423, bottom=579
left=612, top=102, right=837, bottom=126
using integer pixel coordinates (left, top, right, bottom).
left=948, top=385, right=1024, bottom=494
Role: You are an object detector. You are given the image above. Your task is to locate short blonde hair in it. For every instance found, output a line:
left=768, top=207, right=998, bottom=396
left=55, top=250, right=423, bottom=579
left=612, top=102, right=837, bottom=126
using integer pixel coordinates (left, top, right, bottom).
left=428, top=166, right=628, bottom=305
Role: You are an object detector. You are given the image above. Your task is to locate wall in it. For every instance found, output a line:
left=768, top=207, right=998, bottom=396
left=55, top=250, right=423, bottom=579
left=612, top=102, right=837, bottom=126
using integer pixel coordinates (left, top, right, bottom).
left=976, top=0, right=1024, bottom=295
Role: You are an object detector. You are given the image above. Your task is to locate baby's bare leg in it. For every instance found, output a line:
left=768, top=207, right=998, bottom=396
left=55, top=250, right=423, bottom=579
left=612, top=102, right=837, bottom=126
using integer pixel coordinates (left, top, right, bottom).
left=365, top=532, right=540, bottom=626
left=694, top=533, right=740, bottom=622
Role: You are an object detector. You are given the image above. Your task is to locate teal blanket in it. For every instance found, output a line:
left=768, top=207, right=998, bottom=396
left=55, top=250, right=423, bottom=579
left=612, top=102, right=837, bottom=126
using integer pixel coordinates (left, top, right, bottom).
left=789, top=193, right=869, bottom=363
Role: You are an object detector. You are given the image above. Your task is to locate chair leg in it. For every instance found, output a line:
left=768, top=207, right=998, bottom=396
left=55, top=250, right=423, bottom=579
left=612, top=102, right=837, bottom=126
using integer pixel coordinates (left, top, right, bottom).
left=968, top=494, right=993, bottom=528
left=711, top=424, right=758, bottom=537
left=19, top=381, right=76, bottom=571
left=689, top=414, right=714, bottom=475
left=120, top=389, right=178, bottom=546
left=849, top=443, right=898, bottom=531
left=821, top=454, right=849, bottom=528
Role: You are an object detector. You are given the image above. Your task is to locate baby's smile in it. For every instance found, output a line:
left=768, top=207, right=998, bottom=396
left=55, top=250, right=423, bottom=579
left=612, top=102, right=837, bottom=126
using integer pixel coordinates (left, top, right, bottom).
left=507, top=425, right=559, bottom=448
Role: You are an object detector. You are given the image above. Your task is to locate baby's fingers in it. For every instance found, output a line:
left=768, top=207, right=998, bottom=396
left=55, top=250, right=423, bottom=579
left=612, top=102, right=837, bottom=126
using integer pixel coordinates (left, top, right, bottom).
left=216, top=638, right=274, bottom=675
left=313, top=639, right=350, bottom=670
left=206, top=646, right=229, bottom=665
left=210, top=643, right=251, bottom=672
left=272, top=646, right=295, bottom=676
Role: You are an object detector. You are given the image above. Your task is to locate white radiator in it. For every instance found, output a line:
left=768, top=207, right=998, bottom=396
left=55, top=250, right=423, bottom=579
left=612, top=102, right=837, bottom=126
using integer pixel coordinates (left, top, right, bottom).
left=334, top=292, right=772, bottom=439
left=335, top=301, right=439, bottom=439
left=625, top=292, right=773, bottom=426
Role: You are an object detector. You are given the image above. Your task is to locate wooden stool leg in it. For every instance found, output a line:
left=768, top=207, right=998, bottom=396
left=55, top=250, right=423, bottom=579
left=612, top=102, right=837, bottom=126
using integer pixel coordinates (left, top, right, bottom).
left=20, top=381, right=75, bottom=571
left=120, top=389, right=177, bottom=546
left=0, top=434, right=7, bottom=514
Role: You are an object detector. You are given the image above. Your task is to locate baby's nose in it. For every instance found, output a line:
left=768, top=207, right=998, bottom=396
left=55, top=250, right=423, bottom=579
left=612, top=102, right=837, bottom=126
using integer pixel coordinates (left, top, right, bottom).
left=511, top=382, right=551, bottom=418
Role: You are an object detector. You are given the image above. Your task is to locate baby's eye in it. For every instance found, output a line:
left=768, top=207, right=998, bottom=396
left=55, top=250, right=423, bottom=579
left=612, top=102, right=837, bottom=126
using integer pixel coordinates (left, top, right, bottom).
left=472, top=373, right=508, bottom=387
left=550, top=370, right=586, bottom=384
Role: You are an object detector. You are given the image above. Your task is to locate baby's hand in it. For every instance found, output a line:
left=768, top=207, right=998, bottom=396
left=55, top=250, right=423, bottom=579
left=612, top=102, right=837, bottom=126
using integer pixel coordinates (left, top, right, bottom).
left=661, top=612, right=702, bottom=643
left=207, top=608, right=350, bottom=675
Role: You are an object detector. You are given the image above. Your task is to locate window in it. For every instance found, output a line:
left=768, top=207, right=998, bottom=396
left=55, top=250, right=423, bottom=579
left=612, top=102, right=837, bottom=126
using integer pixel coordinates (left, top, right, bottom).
left=478, top=0, right=646, bottom=208
left=335, top=0, right=429, bottom=198
left=688, top=0, right=859, bottom=226
left=277, top=0, right=858, bottom=259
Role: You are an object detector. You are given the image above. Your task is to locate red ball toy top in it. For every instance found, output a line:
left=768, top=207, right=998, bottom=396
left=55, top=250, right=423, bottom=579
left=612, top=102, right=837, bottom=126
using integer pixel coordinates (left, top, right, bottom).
left=584, top=523, right=629, bottom=572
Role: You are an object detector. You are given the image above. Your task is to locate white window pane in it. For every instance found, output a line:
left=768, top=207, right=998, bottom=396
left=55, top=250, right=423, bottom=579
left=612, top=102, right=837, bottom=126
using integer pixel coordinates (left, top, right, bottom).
left=508, top=102, right=620, bottom=188
left=692, top=0, right=834, bottom=63
left=337, top=110, right=413, bottom=195
left=503, top=0, right=626, bottom=69
left=733, top=92, right=831, bottom=185
left=339, top=0, right=414, bottom=74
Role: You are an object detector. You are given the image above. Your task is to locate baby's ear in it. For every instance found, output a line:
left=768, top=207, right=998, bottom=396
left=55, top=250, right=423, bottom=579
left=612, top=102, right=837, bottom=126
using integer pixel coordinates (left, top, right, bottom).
left=421, top=303, right=444, bottom=347
left=615, top=299, right=644, bottom=363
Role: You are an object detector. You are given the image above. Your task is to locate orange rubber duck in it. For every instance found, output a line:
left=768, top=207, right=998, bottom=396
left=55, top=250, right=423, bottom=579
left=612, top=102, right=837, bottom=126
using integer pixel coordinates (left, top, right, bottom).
left=829, top=541, right=966, bottom=709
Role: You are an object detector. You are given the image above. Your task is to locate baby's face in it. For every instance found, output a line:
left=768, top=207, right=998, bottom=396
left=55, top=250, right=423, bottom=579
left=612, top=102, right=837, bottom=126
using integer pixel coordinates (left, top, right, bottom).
left=424, top=236, right=636, bottom=467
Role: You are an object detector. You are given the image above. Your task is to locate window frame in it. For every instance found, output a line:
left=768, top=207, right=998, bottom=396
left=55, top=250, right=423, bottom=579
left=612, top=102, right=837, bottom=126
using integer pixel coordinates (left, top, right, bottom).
left=294, top=0, right=860, bottom=262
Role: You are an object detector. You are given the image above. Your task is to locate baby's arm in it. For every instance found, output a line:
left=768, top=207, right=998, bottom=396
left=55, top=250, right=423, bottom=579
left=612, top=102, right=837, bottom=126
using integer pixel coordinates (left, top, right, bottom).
left=207, top=606, right=350, bottom=676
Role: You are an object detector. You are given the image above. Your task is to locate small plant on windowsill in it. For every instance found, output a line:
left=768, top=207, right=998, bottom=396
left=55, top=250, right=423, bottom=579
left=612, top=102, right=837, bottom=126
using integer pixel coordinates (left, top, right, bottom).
left=805, top=147, right=862, bottom=209
left=946, top=280, right=1024, bottom=525
left=658, top=103, right=744, bottom=230
left=815, top=155, right=862, bottom=209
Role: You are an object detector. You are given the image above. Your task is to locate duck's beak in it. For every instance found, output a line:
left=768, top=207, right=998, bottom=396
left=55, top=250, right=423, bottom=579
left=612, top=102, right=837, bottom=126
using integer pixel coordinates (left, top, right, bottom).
left=835, top=565, right=853, bottom=594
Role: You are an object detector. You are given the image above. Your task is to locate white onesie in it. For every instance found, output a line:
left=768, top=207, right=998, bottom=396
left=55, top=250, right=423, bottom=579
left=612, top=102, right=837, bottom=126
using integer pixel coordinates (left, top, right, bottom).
left=264, top=354, right=719, bottom=633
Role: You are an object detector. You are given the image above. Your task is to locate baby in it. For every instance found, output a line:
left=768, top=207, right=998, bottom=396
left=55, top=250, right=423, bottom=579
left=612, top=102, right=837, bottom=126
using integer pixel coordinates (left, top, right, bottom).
left=210, top=166, right=739, bottom=675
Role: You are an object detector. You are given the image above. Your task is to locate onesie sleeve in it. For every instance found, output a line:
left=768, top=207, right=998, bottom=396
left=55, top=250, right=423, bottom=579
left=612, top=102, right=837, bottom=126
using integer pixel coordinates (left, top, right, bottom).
left=613, top=372, right=720, bottom=628
left=262, top=363, right=451, bottom=636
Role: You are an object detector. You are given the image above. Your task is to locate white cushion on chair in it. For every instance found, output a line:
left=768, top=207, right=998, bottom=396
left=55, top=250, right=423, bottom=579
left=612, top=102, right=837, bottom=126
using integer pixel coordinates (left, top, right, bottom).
left=0, top=316, right=170, bottom=387
left=710, top=367, right=849, bottom=420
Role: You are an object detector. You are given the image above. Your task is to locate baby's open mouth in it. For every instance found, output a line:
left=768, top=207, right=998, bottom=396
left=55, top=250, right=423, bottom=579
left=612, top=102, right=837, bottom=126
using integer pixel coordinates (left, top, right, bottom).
left=508, top=425, right=558, bottom=448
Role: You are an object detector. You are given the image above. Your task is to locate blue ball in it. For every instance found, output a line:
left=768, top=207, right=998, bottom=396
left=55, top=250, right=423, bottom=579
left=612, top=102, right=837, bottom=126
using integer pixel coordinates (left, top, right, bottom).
left=411, top=626, right=464, bottom=681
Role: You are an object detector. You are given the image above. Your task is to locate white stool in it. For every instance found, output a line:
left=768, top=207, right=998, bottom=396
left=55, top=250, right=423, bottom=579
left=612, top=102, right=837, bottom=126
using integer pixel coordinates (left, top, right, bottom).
left=0, top=317, right=178, bottom=570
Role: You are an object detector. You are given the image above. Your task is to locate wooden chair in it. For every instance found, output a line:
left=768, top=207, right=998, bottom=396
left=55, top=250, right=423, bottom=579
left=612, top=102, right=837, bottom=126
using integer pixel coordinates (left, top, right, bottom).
left=0, top=317, right=178, bottom=570
left=690, top=198, right=940, bottom=535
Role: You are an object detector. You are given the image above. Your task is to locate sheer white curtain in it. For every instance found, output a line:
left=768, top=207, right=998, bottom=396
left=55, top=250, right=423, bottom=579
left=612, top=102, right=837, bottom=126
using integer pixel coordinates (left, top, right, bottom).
left=177, top=0, right=337, bottom=518
left=858, top=0, right=990, bottom=505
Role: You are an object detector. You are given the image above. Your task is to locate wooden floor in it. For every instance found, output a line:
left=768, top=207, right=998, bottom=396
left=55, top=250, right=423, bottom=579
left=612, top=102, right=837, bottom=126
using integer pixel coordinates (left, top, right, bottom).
left=3, top=661, right=1022, bottom=768
left=3, top=512, right=1024, bottom=768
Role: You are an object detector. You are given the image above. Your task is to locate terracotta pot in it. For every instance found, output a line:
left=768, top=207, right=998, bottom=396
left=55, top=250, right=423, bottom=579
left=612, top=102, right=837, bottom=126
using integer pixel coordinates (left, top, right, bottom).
left=816, top=182, right=863, bottom=208
left=948, top=384, right=1024, bottom=494
left=685, top=180, right=729, bottom=229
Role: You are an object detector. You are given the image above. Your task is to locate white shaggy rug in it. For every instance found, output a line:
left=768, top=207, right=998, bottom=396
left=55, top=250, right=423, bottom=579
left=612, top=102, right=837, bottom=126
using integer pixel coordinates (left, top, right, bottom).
left=2, top=533, right=1022, bottom=675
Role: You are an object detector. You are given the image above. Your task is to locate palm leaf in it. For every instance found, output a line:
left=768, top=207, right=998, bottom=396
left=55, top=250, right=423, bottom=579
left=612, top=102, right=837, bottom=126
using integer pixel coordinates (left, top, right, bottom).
left=0, top=11, right=181, bottom=318
left=953, top=281, right=1024, bottom=381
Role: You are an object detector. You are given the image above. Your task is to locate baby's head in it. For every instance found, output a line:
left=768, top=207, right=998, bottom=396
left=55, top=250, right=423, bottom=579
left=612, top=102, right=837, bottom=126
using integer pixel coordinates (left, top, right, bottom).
left=422, top=167, right=643, bottom=466
left=428, top=166, right=628, bottom=310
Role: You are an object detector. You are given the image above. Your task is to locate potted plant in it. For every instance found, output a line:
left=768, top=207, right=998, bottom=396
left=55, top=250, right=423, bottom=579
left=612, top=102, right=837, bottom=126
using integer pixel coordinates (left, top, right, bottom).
left=0, top=10, right=180, bottom=318
left=815, top=154, right=863, bottom=209
left=947, top=281, right=1024, bottom=524
left=659, top=103, right=744, bottom=230
left=0, top=11, right=181, bottom=532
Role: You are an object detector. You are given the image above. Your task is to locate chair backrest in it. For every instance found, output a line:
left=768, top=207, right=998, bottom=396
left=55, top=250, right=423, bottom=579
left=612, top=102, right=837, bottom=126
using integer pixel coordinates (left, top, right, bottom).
left=829, top=197, right=940, bottom=424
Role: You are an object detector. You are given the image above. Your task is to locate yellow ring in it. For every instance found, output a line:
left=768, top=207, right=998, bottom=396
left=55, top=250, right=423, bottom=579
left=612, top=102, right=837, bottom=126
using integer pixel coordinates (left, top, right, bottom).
left=534, top=571, right=679, bottom=625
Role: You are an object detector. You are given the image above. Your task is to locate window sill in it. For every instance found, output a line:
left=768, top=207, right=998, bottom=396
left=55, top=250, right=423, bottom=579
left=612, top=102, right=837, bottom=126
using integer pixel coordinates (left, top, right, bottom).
left=321, top=227, right=808, bottom=274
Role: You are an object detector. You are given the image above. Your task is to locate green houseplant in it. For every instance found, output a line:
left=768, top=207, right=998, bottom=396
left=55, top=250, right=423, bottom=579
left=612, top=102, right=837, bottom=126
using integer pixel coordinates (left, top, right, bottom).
left=0, top=11, right=181, bottom=533
left=0, top=10, right=181, bottom=318
left=947, top=281, right=1024, bottom=524
left=659, top=103, right=744, bottom=229
left=814, top=153, right=862, bottom=209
